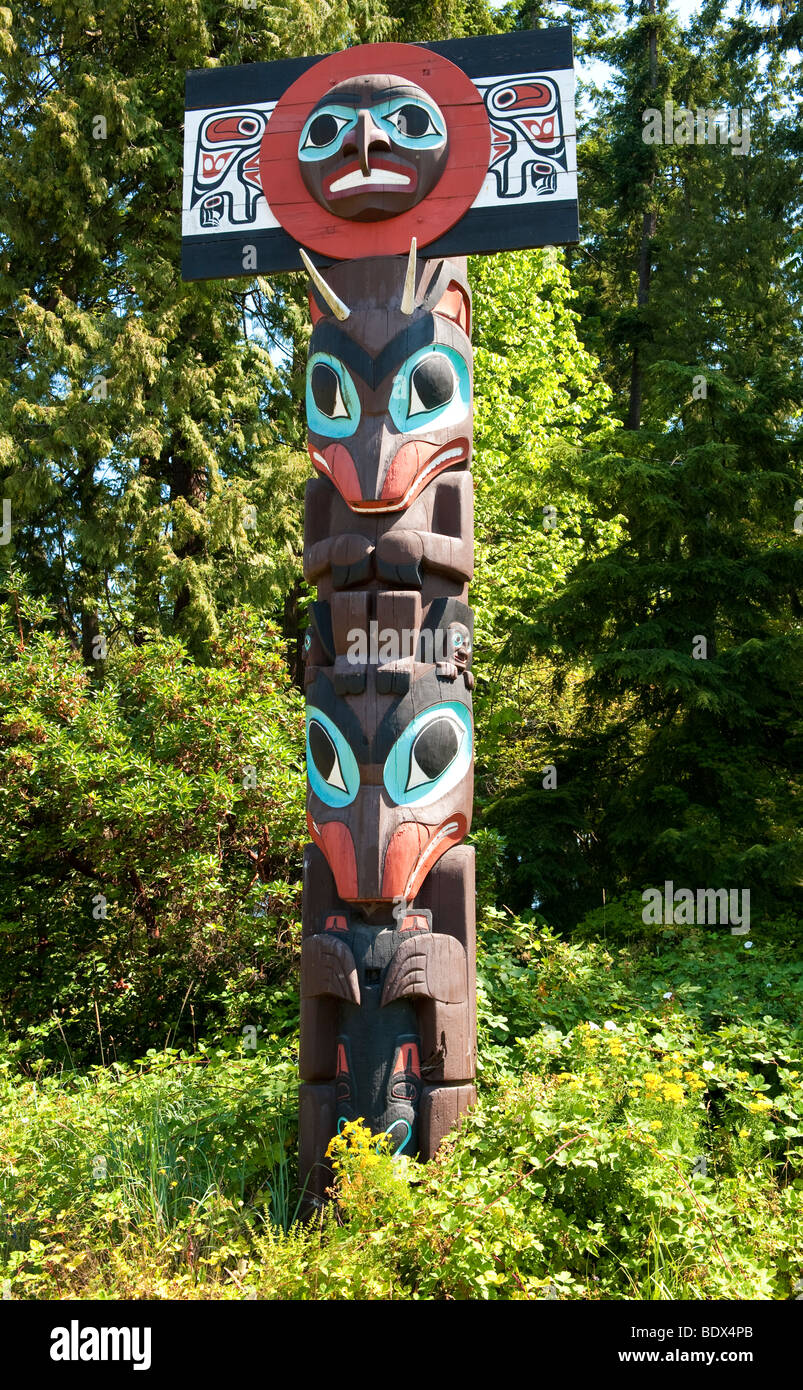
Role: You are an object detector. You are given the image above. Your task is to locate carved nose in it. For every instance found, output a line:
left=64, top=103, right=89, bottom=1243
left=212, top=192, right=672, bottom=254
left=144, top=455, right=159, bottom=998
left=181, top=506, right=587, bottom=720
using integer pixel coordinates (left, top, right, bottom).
left=342, top=109, right=391, bottom=176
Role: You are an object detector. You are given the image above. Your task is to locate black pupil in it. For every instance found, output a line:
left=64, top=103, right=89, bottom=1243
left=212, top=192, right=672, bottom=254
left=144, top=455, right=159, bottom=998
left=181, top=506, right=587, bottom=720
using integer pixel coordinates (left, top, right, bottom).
left=396, top=104, right=430, bottom=137
left=410, top=719, right=459, bottom=784
left=311, top=363, right=341, bottom=417
left=309, top=113, right=339, bottom=146
left=309, top=722, right=337, bottom=780
left=411, top=357, right=454, bottom=412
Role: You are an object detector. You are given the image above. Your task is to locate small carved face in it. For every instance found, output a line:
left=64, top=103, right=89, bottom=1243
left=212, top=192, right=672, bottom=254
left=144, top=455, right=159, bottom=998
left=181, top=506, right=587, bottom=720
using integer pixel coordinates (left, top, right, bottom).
left=298, top=75, right=449, bottom=222
left=445, top=622, right=472, bottom=668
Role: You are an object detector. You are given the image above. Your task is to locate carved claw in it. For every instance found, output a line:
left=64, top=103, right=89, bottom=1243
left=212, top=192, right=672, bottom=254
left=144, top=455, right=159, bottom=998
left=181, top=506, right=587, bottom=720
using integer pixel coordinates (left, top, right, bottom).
left=381, top=933, right=466, bottom=1007
left=334, top=658, right=367, bottom=695
left=301, top=935, right=360, bottom=1004
left=376, top=662, right=412, bottom=695
left=376, top=531, right=424, bottom=588
left=331, top=535, right=375, bottom=589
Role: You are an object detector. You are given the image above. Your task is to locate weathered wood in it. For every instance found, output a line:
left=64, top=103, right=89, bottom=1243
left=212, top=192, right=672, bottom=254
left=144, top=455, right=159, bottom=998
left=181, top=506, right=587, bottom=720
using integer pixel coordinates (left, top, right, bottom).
left=418, top=1083, right=477, bottom=1160
left=381, top=931, right=467, bottom=1005
left=298, top=1083, right=336, bottom=1207
left=300, top=934, right=360, bottom=1003
left=298, top=249, right=477, bottom=1171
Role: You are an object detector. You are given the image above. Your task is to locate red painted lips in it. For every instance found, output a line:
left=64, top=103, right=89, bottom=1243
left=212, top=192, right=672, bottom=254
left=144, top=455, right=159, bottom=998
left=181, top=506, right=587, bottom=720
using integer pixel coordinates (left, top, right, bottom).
left=323, top=156, right=418, bottom=201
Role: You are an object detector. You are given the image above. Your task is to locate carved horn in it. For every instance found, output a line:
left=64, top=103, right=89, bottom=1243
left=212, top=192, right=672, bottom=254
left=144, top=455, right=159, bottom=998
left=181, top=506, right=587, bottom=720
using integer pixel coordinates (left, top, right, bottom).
left=299, top=248, right=350, bottom=321
left=400, top=237, right=417, bottom=315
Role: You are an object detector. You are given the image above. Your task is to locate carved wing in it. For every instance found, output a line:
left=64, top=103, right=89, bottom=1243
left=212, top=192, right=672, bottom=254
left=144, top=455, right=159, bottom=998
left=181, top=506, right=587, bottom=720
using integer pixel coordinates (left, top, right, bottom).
left=381, top=933, right=466, bottom=1006
left=301, top=935, right=360, bottom=1003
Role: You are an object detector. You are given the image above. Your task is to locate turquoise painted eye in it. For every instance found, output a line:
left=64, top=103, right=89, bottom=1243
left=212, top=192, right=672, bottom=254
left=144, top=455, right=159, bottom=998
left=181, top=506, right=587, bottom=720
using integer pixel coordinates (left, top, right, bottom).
left=374, top=97, right=447, bottom=150
left=383, top=702, right=472, bottom=808
left=298, top=105, right=358, bottom=161
left=306, top=352, right=360, bottom=439
left=306, top=707, right=360, bottom=808
left=389, top=346, right=470, bottom=435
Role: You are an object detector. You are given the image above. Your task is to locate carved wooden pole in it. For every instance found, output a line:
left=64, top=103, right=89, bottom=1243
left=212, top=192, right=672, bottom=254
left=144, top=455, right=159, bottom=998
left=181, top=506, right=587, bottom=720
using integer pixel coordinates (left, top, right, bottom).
left=298, top=247, right=477, bottom=1200
left=181, top=31, right=578, bottom=1205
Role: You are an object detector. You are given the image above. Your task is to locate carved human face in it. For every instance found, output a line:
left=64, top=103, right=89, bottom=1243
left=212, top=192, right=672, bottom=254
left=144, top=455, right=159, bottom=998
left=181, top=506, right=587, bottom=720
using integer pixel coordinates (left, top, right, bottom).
left=298, top=75, right=449, bottom=222
left=445, top=622, right=472, bottom=669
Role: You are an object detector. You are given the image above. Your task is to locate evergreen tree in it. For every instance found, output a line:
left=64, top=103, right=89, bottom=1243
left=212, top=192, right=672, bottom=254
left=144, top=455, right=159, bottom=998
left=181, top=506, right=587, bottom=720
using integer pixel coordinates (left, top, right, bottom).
left=0, top=1, right=391, bottom=660
left=491, top=2, right=803, bottom=925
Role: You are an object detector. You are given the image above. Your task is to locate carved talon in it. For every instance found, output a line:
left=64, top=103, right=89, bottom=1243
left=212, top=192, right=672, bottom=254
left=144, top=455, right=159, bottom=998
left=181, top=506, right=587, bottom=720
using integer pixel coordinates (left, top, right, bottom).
left=301, top=935, right=360, bottom=1003
left=334, top=657, right=367, bottom=695
left=331, top=535, right=375, bottom=589
left=381, top=933, right=467, bottom=1006
left=376, top=531, right=424, bottom=588
left=376, top=662, right=412, bottom=695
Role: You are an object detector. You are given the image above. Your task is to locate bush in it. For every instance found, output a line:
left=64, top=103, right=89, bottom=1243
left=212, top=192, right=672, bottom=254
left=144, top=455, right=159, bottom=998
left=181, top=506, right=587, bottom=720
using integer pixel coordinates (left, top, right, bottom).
left=0, top=591, right=306, bottom=1064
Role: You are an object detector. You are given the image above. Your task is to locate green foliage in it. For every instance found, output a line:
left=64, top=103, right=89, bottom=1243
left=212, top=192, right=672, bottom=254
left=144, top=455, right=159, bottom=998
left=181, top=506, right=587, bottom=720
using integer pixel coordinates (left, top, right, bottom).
left=481, top=4, right=803, bottom=924
left=3, top=908, right=801, bottom=1300
left=0, top=585, right=306, bottom=1063
left=0, top=0, right=394, bottom=653
left=0, top=1043, right=299, bottom=1297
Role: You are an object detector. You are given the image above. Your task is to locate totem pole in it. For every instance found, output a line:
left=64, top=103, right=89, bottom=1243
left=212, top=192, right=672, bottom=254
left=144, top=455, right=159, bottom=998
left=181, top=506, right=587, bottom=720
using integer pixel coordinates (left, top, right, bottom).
left=182, top=31, right=578, bottom=1202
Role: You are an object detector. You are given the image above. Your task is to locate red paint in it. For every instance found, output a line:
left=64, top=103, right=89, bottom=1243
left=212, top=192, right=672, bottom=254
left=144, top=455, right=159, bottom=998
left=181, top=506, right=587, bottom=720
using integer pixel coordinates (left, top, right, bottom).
left=399, top=913, right=431, bottom=933
left=307, top=293, right=325, bottom=326
left=404, top=814, right=468, bottom=901
left=307, top=812, right=358, bottom=899
left=260, top=43, right=491, bottom=260
left=308, top=441, right=362, bottom=503
left=434, top=282, right=471, bottom=335
left=207, top=116, right=261, bottom=142
left=380, top=437, right=470, bottom=508
left=522, top=116, right=555, bottom=141
left=393, top=1041, right=421, bottom=1078
left=380, top=814, right=467, bottom=900
left=497, top=83, right=552, bottom=110
left=381, top=821, right=430, bottom=899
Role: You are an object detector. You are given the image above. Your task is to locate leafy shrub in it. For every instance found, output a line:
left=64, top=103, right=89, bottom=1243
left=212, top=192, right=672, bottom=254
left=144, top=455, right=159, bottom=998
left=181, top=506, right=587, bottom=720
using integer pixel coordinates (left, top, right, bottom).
left=2, top=906, right=800, bottom=1301
left=0, top=591, right=306, bottom=1063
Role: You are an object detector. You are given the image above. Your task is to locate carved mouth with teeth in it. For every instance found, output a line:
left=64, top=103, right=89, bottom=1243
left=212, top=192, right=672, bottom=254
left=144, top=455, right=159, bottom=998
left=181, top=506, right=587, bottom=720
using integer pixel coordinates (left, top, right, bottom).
left=324, top=157, right=418, bottom=201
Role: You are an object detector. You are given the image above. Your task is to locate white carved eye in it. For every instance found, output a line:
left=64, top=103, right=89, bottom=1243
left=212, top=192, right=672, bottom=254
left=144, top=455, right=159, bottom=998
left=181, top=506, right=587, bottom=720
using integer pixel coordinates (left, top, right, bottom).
left=405, top=716, right=463, bottom=791
left=310, top=362, right=349, bottom=419
left=407, top=354, right=456, bottom=417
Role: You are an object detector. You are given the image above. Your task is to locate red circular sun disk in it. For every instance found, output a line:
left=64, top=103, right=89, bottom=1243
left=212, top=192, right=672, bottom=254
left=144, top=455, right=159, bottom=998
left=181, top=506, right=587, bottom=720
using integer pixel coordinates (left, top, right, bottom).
left=260, top=43, right=491, bottom=260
